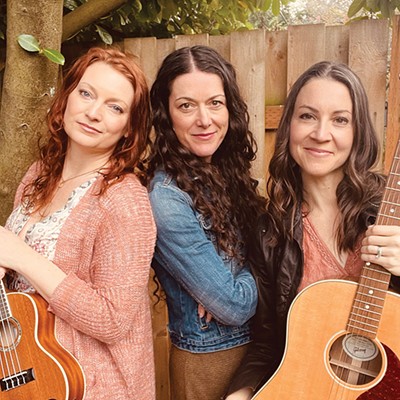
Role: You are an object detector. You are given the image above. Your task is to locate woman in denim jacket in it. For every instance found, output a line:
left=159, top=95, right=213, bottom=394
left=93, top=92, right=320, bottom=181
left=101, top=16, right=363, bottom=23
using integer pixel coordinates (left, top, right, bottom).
left=147, top=45, right=265, bottom=400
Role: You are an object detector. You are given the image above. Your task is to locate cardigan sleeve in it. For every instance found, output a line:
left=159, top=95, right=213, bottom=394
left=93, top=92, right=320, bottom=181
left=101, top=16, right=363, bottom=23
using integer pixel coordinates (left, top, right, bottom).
left=48, top=176, right=156, bottom=344
left=12, top=162, right=41, bottom=209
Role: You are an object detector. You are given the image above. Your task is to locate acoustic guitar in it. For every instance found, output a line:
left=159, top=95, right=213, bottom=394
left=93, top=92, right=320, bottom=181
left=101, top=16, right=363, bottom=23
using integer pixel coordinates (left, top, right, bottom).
left=0, top=279, right=86, bottom=399
left=253, top=141, right=400, bottom=399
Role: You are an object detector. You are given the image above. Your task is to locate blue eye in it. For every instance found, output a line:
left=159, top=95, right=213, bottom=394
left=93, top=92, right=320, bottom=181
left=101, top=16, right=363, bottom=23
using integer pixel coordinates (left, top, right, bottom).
left=111, top=105, right=123, bottom=114
left=79, top=89, right=91, bottom=98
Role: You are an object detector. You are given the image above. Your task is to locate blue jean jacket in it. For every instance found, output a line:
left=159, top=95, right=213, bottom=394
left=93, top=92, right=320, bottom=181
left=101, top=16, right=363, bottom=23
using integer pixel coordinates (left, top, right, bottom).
left=149, top=169, right=257, bottom=353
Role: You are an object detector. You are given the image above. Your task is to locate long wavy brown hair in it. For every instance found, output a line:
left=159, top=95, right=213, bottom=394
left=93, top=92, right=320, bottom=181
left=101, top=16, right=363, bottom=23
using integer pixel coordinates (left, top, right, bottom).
left=23, top=46, right=152, bottom=213
left=266, top=61, right=385, bottom=251
left=147, top=45, right=265, bottom=262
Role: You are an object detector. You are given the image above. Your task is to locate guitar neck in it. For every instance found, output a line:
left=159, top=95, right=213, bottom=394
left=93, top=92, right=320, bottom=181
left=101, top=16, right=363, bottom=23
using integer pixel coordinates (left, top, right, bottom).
left=0, top=279, right=12, bottom=321
left=347, top=138, right=400, bottom=338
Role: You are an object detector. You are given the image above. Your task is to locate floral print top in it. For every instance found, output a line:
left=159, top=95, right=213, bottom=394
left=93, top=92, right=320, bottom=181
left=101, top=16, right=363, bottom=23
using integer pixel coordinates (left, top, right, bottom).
left=6, top=178, right=96, bottom=293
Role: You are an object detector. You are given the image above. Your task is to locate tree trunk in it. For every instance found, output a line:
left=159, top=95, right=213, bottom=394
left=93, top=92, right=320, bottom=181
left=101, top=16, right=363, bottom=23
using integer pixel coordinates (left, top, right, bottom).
left=0, top=0, right=63, bottom=225
left=62, top=0, right=127, bottom=42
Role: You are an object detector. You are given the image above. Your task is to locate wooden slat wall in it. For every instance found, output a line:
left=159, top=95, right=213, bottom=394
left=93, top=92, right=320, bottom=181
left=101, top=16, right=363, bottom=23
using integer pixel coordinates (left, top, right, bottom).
left=119, top=18, right=395, bottom=400
left=231, top=29, right=266, bottom=188
left=349, top=19, right=389, bottom=167
left=385, top=15, right=400, bottom=173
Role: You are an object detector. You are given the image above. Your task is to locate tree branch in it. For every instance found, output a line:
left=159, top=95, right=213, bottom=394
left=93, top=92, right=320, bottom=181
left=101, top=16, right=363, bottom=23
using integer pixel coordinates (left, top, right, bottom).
left=62, top=0, right=127, bottom=42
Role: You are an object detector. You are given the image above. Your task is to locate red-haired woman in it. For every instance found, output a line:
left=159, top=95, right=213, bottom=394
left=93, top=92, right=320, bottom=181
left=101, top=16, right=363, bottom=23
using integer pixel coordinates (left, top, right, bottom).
left=0, top=47, right=156, bottom=399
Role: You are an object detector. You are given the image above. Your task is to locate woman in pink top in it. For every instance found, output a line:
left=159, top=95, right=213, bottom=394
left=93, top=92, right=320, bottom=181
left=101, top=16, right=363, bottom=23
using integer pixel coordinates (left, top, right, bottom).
left=0, top=47, right=156, bottom=399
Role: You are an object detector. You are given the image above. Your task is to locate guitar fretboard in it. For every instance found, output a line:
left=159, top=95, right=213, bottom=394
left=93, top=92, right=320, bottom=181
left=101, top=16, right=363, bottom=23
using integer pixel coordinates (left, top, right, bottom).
left=0, top=279, right=12, bottom=321
left=347, top=140, right=400, bottom=338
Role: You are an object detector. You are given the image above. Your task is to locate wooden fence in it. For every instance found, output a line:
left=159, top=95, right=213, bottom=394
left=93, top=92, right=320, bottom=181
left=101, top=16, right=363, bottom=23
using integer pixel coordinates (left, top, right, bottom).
left=70, top=17, right=400, bottom=400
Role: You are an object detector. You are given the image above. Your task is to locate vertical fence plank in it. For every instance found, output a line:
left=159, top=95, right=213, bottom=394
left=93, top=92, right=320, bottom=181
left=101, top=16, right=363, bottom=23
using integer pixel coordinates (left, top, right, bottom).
left=230, top=29, right=266, bottom=189
left=265, top=30, right=288, bottom=106
left=209, top=34, right=231, bottom=60
left=287, top=24, right=326, bottom=91
left=124, top=36, right=172, bottom=400
left=124, top=37, right=158, bottom=86
left=126, top=39, right=171, bottom=400
left=264, top=30, right=288, bottom=183
left=325, top=25, right=349, bottom=63
left=349, top=19, right=389, bottom=166
left=385, top=15, right=400, bottom=173
left=175, top=33, right=209, bottom=48
left=155, top=38, right=176, bottom=69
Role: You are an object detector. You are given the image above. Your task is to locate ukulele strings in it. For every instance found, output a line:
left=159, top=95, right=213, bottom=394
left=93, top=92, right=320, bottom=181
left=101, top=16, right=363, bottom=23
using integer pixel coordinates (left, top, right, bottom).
left=0, top=281, right=25, bottom=390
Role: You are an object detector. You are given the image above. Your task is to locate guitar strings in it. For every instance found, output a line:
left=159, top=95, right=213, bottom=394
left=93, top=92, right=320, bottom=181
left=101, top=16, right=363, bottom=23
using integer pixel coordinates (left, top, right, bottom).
left=326, top=155, right=400, bottom=399
left=0, top=281, right=25, bottom=390
left=328, top=154, right=400, bottom=399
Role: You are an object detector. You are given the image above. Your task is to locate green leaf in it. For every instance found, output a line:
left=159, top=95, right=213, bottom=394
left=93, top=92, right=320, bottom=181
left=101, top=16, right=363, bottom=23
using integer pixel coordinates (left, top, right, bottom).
left=95, top=25, right=113, bottom=45
left=378, top=0, right=391, bottom=18
left=260, top=0, right=272, bottom=12
left=366, top=0, right=380, bottom=12
left=42, top=48, right=65, bottom=65
left=348, top=0, right=367, bottom=17
left=17, top=34, right=40, bottom=53
left=271, top=0, right=280, bottom=16
left=64, top=0, right=79, bottom=11
left=132, top=0, right=142, bottom=13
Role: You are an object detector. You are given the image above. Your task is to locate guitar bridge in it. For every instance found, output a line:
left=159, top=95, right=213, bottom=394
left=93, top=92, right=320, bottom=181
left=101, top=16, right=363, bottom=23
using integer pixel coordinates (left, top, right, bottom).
left=0, top=368, right=35, bottom=391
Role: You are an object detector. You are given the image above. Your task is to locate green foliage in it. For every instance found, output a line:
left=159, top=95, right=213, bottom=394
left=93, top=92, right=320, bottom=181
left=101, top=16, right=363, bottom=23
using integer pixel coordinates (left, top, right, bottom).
left=250, top=0, right=353, bottom=30
left=17, top=34, right=65, bottom=65
left=348, top=0, right=400, bottom=19
left=62, top=0, right=291, bottom=44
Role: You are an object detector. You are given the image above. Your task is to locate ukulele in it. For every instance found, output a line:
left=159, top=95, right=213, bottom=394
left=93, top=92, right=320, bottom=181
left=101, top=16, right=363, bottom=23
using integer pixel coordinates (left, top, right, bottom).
left=0, top=279, right=86, bottom=399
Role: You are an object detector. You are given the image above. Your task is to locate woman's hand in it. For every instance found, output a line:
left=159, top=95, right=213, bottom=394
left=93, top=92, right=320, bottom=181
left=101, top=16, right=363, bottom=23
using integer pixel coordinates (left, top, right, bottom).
left=0, top=226, right=66, bottom=300
left=0, top=226, right=33, bottom=272
left=361, top=225, right=400, bottom=276
left=0, top=267, right=7, bottom=280
left=225, top=388, right=253, bottom=400
left=198, top=304, right=213, bottom=322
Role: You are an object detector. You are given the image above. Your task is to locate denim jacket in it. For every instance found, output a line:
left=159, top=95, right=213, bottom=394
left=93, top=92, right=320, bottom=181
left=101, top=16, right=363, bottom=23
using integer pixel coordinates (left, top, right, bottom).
left=149, top=169, right=258, bottom=353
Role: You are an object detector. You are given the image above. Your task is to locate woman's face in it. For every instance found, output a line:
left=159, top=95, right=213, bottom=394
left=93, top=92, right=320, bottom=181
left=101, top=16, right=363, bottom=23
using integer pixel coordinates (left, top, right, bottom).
left=289, top=77, right=354, bottom=183
left=63, top=61, right=134, bottom=157
left=168, top=69, right=229, bottom=162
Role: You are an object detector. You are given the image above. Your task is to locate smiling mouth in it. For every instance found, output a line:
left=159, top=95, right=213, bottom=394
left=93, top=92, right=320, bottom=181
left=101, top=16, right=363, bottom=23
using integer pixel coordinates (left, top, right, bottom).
left=194, top=132, right=215, bottom=139
left=79, top=122, right=101, bottom=134
left=306, top=147, right=332, bottom=155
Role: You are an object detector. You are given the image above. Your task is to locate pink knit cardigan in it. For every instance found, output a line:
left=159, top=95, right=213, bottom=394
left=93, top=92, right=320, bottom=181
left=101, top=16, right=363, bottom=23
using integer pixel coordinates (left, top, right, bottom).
left=13, top=164, right=157, bottom=400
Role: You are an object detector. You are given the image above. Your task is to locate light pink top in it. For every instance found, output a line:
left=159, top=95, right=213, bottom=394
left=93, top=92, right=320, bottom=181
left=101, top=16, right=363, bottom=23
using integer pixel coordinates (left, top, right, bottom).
left=7, top=163, right=157, bottom=400
left=299, top=214, right=364, bottom=293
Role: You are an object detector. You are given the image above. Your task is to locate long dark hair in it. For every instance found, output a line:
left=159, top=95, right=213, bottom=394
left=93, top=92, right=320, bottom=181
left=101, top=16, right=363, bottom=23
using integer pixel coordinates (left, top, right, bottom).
left=23, top=46, right=151, bottom=213
left=148, top=45, right=265, bottom=261
left=267, top=61, right=385, bottom=251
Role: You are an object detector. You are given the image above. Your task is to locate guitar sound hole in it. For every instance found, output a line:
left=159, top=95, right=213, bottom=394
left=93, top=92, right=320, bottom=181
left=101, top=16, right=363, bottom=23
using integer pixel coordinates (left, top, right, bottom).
left=0, top=318, right=21, bottom=352
left=329, top=333, right=383, bottom=386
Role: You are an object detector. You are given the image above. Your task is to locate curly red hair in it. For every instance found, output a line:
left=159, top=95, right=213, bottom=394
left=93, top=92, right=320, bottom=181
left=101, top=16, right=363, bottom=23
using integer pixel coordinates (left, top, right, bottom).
left=23, top=46, right=151, bottom=212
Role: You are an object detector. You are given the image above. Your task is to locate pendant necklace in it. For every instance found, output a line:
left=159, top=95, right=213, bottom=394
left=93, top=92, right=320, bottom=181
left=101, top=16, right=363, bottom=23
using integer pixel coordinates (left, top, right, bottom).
left=58, top=163, right=107, bottom=188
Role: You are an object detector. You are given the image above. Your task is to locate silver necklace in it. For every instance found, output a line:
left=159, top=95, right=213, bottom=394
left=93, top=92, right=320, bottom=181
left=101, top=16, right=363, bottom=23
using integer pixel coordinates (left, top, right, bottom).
left=58, top=164, right=107, bottom=188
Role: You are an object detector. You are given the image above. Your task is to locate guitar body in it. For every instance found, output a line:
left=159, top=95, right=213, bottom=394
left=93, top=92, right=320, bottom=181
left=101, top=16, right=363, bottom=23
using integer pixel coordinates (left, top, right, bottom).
left=0, top=292, right=85, bottom=400
left=253, top=280, right=400, bottom=400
